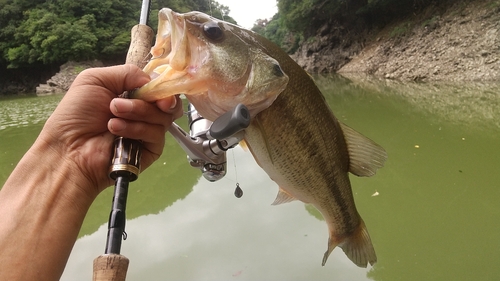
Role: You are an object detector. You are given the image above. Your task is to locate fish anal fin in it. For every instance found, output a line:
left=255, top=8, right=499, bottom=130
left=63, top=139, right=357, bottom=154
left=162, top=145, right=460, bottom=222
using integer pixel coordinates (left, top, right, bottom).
left=322, top=237, right=339, bottom=266
left=340, top=123, right=388, bottom=177
left=338, top=219, right=377, bottom=268
left=271, top=187, right=297, bottom=205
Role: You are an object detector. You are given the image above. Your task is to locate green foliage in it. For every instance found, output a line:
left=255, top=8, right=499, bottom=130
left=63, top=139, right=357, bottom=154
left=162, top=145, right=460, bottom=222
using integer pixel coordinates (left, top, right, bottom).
left=7, top=9, right=99, bottom=67
left=73, top=65, right=86, bottom=74
left=276, top=0, right=370, bottom=36
left=389, top=21, right=412, bottom=38
left=0, top=0, right=444, bottom=69
left=277, top=0, right=315, bottom=33
left=488, top=0, right=500, bottom=8
left=252, top=13, right=302, bottom=54
left=255, top=0, right=360, bottom=52
left=357, top=0, right=435, bottom=24
left=252, top=0, right=443, bottom=53
left=421, top=16, right=436, bottom=27
left=0, top=0, right=234, bottom=68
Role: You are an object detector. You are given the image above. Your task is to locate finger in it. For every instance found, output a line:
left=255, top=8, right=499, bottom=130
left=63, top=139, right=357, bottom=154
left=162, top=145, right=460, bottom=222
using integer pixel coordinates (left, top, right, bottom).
left=108, top=118, right=173, bottom=144
left=74, top=65, right=151, bottom=94
left=156, top=95, right=184, bottom=119
left=110, top=98, right=174, bottom=126
left=108, top=119, right=167, bottom=163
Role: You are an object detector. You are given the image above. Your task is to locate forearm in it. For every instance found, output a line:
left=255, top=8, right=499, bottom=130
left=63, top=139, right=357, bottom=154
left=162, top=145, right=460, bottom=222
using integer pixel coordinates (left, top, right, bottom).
left=0, top=137, right=98, bottom=281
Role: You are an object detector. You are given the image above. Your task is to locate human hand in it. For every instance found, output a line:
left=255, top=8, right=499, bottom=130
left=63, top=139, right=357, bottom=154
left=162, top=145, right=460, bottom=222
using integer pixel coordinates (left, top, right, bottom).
left=38, top=64, right=182, bottom=196
left=0, top=64, right=184, bottom=281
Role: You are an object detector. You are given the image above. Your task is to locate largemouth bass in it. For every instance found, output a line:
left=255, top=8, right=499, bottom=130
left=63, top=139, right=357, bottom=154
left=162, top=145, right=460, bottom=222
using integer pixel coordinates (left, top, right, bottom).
left=131, top=8, right=387, bottom=268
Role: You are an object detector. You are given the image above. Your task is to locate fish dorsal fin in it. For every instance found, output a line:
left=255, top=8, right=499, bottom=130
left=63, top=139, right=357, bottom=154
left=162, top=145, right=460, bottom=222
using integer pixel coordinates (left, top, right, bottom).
left=340, top=123, right=387, bottom=177
left=271, top=187, right=297, bottom=205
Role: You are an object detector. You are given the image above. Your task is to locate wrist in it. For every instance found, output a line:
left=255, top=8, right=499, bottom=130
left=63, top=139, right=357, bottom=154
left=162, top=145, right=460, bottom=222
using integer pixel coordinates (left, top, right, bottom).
left=21, top=135, right=100, bottom=211
left=0, top=132, right=99, bottom=280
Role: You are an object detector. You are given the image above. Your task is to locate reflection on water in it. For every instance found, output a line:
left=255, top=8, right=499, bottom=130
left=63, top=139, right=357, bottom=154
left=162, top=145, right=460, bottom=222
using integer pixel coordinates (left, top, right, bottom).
left=0, top=95, right=61, bottom=130
left=317, top=74, right=500, bottom=281
left=1, top=76, right=500, bottom=280
left=321, top=73, right=500, bottom=130
left=0, top=95, right=62, bottom=181
left=64, top=147, right=369, bottom=281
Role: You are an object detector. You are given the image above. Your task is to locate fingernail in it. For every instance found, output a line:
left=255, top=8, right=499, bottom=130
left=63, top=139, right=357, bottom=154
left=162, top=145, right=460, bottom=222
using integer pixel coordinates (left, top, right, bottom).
left=109, top=118, right=127, bottom=132
left=113, top=98, right=133, bottom=113
left=169, top=96, right=177, bottom=109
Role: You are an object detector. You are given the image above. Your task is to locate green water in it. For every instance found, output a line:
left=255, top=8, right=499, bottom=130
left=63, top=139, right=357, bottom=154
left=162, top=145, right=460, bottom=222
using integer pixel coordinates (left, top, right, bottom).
left=1, top=75, right=499, bottom=281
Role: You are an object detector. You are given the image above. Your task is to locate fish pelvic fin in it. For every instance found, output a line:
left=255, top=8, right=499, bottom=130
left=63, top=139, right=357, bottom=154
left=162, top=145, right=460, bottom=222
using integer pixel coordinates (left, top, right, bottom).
left=340, top=123, right=387, bottom=177
left=239, top=139, right=249, bottom=151
left=271, top=187, right=297, bottom=205
left=339, top=219, right=377, bottom=268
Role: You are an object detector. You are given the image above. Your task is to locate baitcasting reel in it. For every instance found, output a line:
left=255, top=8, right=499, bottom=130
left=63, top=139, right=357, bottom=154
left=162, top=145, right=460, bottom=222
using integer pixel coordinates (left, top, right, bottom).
left=168, top=103, right=250, bottom=182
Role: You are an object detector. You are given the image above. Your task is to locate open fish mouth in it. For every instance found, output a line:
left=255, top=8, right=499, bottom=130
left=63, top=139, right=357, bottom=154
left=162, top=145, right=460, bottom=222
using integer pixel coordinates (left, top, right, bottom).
left=127, top=8, right=386, bottom=268
left=130, top=8, right=289, bottom=120
left=132, top=8, right=207, bottom=101
left=144, top=9, right=190, bottom=74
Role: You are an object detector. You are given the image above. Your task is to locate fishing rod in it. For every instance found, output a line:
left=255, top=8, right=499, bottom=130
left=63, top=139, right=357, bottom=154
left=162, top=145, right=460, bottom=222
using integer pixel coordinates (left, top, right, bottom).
left=92, top=2, right=251, bottom=278
left=92, top=0, right=153, bottom=280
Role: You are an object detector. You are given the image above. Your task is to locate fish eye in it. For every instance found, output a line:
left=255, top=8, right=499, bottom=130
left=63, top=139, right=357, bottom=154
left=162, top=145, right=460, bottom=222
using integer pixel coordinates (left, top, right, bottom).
left=203, top=22, right=224, bottom=42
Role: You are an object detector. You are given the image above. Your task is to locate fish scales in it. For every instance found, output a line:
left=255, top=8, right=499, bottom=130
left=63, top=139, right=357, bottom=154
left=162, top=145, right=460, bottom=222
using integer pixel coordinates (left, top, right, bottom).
left=132, top=8, right=386, bottom=268
left=239, top=32, right=361, bottom=237
left=244, top=58, right=360, bottom=237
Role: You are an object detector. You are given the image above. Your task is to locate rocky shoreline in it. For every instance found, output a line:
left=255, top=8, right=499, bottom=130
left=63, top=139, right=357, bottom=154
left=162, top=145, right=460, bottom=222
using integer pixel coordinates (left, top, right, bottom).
left=36, top=0, right=499, bottom=96
left=292, top=0, right=500, bottom=82
left=35, top=60, right=104, bottom=96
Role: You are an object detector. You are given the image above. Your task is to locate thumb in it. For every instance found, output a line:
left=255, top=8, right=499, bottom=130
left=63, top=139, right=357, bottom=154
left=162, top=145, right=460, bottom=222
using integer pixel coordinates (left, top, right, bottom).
left=72, top=65, right=151, bottom=95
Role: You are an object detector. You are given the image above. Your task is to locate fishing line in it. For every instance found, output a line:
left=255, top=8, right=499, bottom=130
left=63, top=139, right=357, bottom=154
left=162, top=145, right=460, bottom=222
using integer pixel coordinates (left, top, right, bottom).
left=232, top=149, right=243, bottom=198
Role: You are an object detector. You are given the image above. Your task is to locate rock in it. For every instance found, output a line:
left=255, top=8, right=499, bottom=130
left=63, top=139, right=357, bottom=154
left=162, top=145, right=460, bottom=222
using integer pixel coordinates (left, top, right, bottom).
left=292, top=0, right=500, bottom=82
left=35, top=84, right=58, bottom=96
left=36, top=60, right=104, bottom=96
left=344, top=0, right=500, bottom=81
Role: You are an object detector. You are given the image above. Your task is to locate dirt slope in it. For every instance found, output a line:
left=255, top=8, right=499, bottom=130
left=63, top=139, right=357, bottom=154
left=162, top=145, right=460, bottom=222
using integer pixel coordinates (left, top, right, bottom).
left=340, top=0, right=500, bottom=81
left=293, top=0, right=500, bottom=82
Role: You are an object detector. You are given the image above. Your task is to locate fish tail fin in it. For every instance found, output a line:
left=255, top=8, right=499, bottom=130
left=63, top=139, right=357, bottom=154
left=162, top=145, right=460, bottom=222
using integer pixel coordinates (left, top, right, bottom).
left=339, top=219, right=377, bottom=268
left=322, top=219, right=377, bottom=267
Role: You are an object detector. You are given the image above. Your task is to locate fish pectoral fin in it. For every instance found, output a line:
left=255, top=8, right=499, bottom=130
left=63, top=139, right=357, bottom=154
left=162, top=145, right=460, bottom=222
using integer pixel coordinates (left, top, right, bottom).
left=340, top=123, right=388, bottom=177
left=336, top=219, right=377, bottom=268
left=271, top=187, right=297, bottom=205
left=254, top=117, right=274, bottom=165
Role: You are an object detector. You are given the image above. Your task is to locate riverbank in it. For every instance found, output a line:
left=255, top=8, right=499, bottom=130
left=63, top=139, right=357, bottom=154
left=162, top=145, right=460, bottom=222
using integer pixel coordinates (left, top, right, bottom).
left=5, top=0, right=499, bottom=96
left=292, top=0, right=500, bottom=82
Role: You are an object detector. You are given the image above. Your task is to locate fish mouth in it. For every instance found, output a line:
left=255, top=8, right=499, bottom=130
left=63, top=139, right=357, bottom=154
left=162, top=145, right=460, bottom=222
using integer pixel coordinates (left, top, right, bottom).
left=131, top=9, right=289, bottom=121
left=131, top=8, right=207, bottom=101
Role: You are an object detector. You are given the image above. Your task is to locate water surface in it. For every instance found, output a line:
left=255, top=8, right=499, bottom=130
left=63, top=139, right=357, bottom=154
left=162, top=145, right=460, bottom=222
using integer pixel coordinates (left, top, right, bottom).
left=1, top=76, right=499, bottom=281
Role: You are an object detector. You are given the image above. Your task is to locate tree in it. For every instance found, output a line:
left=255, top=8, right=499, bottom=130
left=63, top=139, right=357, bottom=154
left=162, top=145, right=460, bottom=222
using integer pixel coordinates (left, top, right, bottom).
left=1, top=0, right=234, bottom=68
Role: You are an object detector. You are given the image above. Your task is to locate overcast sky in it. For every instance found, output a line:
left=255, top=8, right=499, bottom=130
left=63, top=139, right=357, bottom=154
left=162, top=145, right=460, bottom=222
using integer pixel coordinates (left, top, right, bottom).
left=214, top=0, right=278, bottom=28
